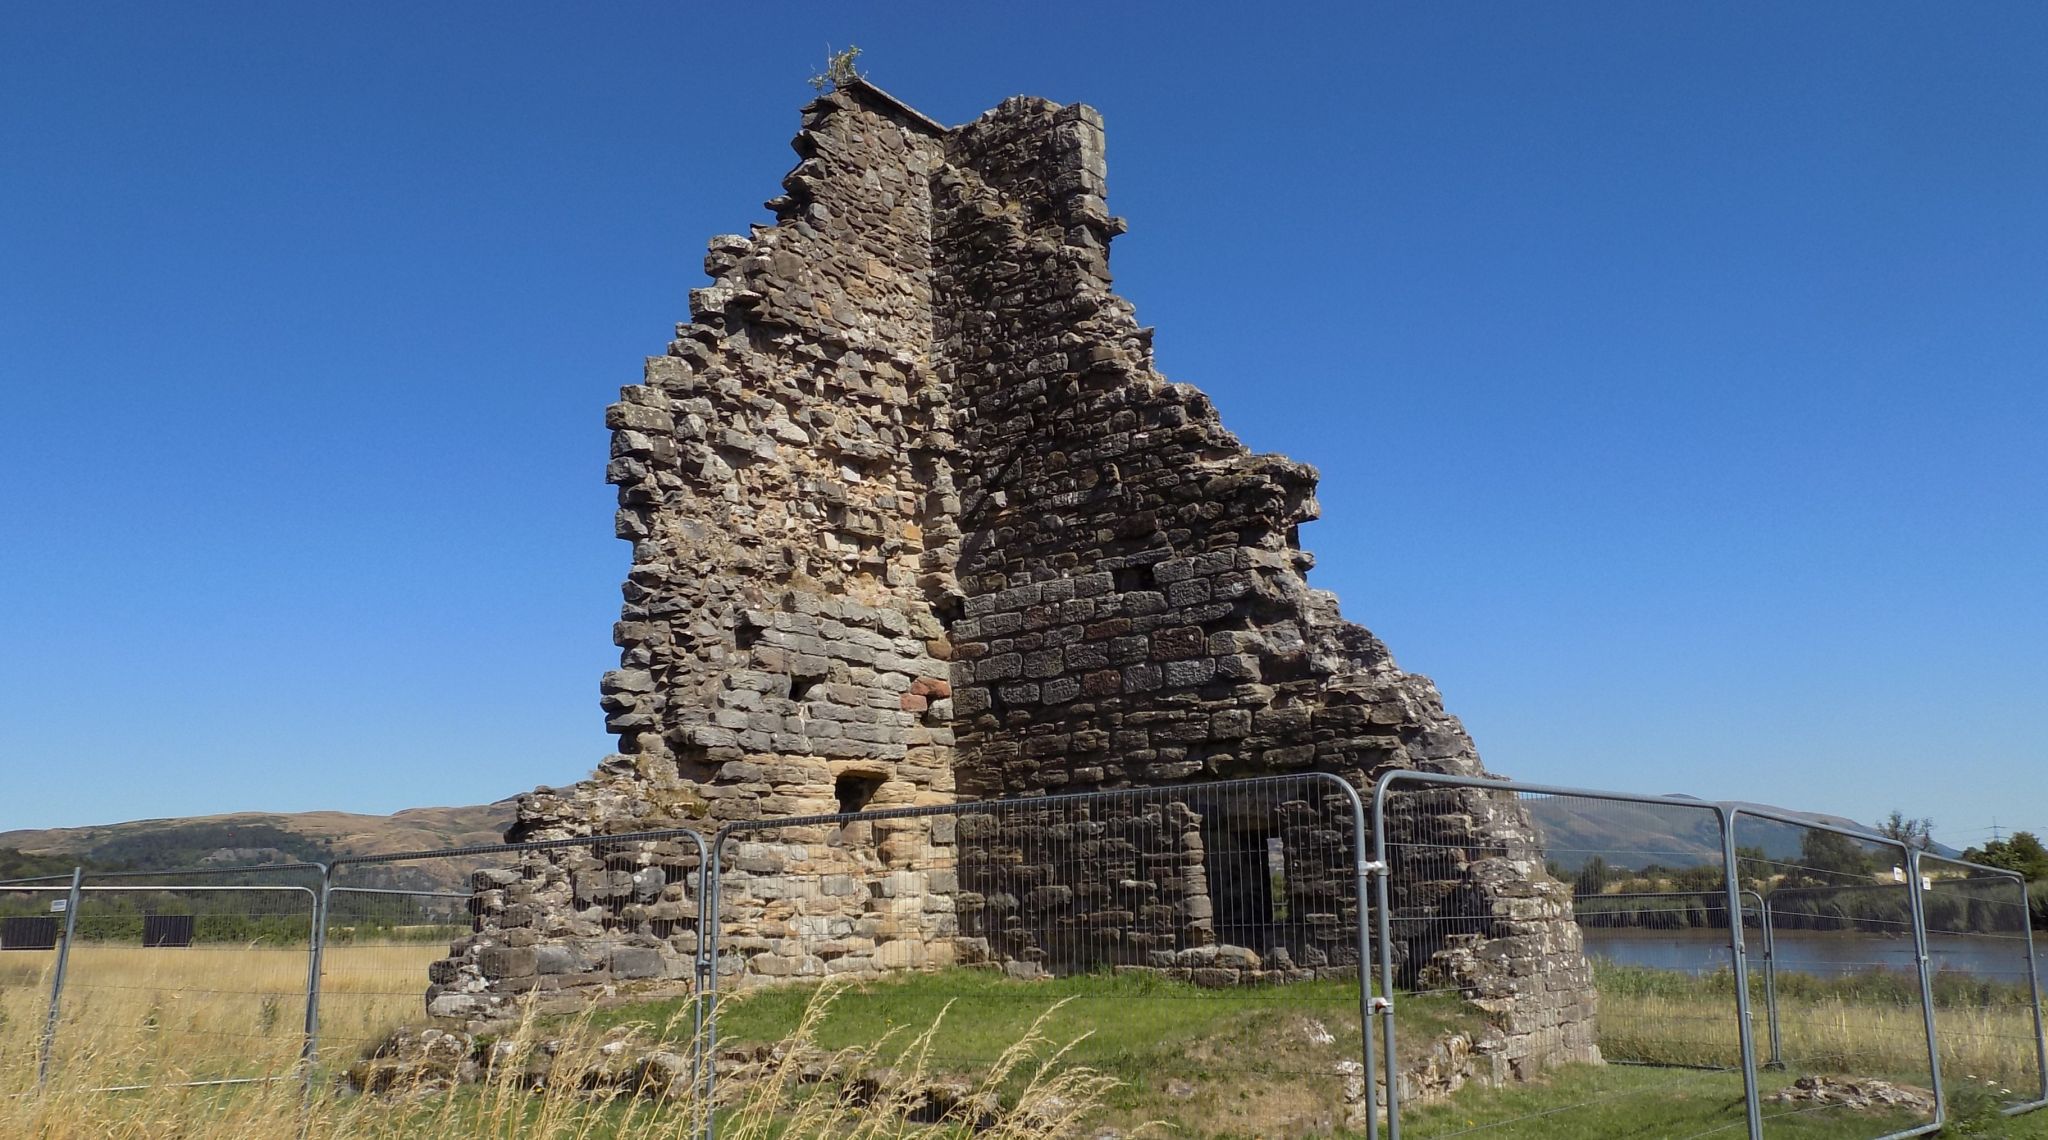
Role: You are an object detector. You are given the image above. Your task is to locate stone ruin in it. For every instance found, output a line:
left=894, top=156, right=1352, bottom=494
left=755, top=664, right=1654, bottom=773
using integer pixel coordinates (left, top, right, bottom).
left=432, top=79, right=1598, bottom=1078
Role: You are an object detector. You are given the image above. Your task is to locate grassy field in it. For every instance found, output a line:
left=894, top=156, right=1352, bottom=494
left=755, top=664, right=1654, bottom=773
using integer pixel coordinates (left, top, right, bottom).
left=0, top=962, right=1119, bottom=1140
left=0, top=940, right=448, bottom=1091
left=626, top=969, right=1475, bottom=1138
left=6, top=943, right=2048, bottom=1137
left=685, top=969, right=2048, bottom=1138
left=1597, top=962, right=2048, bottom=1107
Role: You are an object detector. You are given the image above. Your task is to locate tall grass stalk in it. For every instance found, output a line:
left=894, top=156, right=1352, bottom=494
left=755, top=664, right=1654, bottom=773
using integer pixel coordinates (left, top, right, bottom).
left=1596, top=963, right=2044, bottom=1093
left=0, top=972, right=1128, bottom=1139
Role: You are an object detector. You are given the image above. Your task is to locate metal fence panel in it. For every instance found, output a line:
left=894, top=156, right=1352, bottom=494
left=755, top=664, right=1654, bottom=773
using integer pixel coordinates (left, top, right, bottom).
left=312, top=884, right=473, bottom=1072
left=1916, top=853, right=2048, bottom=1116
left=706, top=772, right=1377, bottom=1139
left=0, top=877, right=76, bottom=1094
left=6, top=778, right=2044, bottom=1140
left=49, top=867, right=321, bottom=1091
left=1729, top=810, right=1938, bottom=1138
left=320, top=828, right=712, bottom=1134
left=1375, top=772, right=1754, bottom=1140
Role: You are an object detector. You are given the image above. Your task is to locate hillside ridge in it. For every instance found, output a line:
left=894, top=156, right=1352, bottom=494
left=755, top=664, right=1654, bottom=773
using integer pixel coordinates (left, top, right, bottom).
left=0, top=799, right=518, bottom=889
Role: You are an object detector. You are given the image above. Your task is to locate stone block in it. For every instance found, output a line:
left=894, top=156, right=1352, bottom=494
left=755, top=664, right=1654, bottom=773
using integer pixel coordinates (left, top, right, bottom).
left=608, top=947, right=666, bottom=980
left=479, top=946, right=536, bottom=979
left=974, top=653, right=1022, bottom=682
left=1150, top=626, right=1205, bottom=659
left=874, top=940, right=927, bottom=969
left=534, top=945, right=584, bottom=975
left=427, top=992, right=486, bottom=1019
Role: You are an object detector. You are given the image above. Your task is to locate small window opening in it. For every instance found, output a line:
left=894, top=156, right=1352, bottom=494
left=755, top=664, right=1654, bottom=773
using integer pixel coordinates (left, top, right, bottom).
left=735, top=622, right=762, bottom=649
left=790, top=672, right=823, bottom=702
left=836, top=772, right=885, bottom=815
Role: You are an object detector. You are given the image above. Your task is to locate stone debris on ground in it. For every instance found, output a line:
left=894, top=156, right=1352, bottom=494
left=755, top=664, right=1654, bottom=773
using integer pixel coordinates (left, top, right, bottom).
left=1767, top=1075, right=1936, bottom=1114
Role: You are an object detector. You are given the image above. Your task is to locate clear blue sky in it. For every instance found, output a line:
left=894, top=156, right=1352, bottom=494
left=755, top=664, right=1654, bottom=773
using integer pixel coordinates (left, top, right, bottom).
left=2, top=3, right=2042, bottom=846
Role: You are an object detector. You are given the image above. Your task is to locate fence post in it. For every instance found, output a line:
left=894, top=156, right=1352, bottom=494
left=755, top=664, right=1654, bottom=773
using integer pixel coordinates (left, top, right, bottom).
left=1716, top=808, right=1764, bottom=1140
left=1347, top=791, right=1380, bottom=1140
left=686, top=831, right=713, bottom=1140
left=1906, top=849, right=1946, bottom=1128
left=2023, top=871, right=2048, bottom=1106
left=702, top=827, right=727, bottom=1140
left=301, top=864, right=332, bottom=1109
left=1744, top=888, right=1782, bottom=1069
left=1369, top=776, right=1404, bottom=1140
left=37, top=866, right=83, bottom=1089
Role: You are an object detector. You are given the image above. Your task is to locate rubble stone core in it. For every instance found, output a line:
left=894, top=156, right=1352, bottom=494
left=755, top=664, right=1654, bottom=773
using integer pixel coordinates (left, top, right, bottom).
left=435, top=80, right=1597, bottom=1076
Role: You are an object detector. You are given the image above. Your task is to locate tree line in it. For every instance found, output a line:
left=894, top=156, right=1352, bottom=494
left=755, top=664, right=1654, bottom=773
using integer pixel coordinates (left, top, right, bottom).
left=1564, top=815, right=2048, bottom=933
left=0, top=885, right=464, bottom=947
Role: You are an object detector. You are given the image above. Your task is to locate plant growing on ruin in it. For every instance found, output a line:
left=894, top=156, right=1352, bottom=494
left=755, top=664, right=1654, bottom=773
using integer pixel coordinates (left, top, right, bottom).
left=808, top=45, right=863, bottom=92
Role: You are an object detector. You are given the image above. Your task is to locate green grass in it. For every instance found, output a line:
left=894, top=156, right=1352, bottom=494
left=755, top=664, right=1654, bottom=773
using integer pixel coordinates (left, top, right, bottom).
left=1598, top=960, right=2038, bottom=1010
left=585, top=967, right=2048, bottom=1138
left=15, top=959, right=2048, bottom=1138
left=1407, top=1065, right=2048, bottom=1138
left=1595, top=960, right=2047, bottom=1116
left=592, top=968, right=1473, bottom=1137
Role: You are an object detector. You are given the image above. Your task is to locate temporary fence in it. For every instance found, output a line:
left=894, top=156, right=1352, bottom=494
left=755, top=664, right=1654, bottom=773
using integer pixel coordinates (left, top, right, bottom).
left=1572, top=887, right=1776, bottom=1065
left=1728, top=805, right=1938, bottom=1137
left=702, top=771, right=1379, bottom=1136
left=1370, top=770, right=2048, bottom=1140
left=18, top=865, right=325, bottom=1094
left=1916, top=853, right=2048, bottom=1115
left=0, top=873, right=77, bottom=1095
left=311, top=881, right=471, bottom=1072
left=316, top=825, right=714, bottom=1136
left=4, top=769, right=2044, bottom=1140
left=1373, top=773, right=1754, bottom=1138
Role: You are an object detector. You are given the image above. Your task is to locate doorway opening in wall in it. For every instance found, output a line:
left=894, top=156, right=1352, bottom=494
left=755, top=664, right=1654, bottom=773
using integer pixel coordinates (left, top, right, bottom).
left=836, top=772, right=884, bottom=815
left=1205, top=822, right=1279, bottom=954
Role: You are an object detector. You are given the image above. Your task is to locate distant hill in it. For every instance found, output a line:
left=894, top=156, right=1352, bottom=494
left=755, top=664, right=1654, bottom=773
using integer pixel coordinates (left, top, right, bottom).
left=6, top=789, right=1964, bottom=895
left=1523, top=793, right=1962, bottom=873
left=0, top=800, right=518, bottom=893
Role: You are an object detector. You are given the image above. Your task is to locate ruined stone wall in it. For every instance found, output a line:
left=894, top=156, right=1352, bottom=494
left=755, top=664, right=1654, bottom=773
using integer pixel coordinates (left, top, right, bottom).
left=433, top=80, right=1595, bottom=1073
left=434, top=84, right=966, bottom=1019
left=924, top=94, right=1594, bottom=1067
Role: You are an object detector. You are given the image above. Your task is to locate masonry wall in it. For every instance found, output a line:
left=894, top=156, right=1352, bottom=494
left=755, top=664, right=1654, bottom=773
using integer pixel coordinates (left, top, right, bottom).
left=432, top=84, right=966, bottom=1019
left=432, top=81, right=1596, bottom=1074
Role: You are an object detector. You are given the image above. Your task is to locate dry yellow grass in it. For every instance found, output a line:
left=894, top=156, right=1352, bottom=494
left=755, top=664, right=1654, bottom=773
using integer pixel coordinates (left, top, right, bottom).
left=8, top=943, right=2041, bottom=1136
left=0, top=972, right=1128, bottom=1140
left=313, top=942, right=458, bottom=1062
left=0, top=941, right=444, bottom=1094
left=1601, top=987, right=2046, bottom=1094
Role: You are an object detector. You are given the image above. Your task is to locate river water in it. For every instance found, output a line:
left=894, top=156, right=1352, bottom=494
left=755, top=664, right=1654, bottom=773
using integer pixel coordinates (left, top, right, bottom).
left=1582, top=926, right=2043, bottom=986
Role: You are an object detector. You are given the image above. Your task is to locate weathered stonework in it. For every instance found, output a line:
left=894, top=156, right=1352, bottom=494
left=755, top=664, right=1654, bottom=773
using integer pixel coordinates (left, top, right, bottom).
left=434, top=80, right=1597, bottom=1075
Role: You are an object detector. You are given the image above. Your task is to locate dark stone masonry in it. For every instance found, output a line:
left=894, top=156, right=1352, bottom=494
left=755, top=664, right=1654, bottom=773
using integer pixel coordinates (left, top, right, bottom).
left=433, top=80, right=1597, bottom=1078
